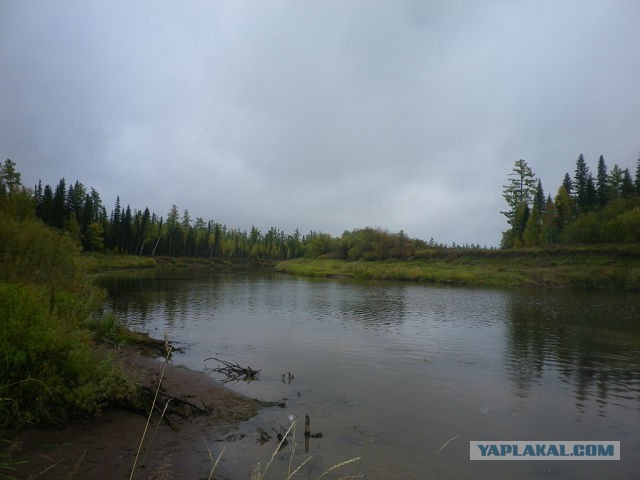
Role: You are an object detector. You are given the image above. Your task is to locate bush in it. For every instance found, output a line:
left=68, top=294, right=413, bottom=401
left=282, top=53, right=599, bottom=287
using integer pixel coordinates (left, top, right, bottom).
left=0, top=213, right=135, bottom=427
left=0, top=283, right=134, bottom=426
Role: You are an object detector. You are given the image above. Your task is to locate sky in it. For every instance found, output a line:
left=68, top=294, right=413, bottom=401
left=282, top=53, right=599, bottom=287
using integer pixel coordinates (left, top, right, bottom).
left=1, top=1, right=639, bottom=247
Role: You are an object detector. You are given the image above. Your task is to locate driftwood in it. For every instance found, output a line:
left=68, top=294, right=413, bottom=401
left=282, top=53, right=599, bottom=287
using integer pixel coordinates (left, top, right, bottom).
left=139, top=385, right=210, bottom=429
left=204, top=357, right=261, bottom=383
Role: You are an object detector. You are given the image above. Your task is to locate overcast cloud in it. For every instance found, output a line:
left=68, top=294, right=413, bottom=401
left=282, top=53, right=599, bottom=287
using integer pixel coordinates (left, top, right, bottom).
left=2, top=0, right=639, bottom=246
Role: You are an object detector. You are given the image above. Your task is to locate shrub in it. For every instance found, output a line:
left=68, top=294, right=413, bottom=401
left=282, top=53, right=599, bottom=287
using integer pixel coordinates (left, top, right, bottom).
left=0, top=283, right=134, bottom=426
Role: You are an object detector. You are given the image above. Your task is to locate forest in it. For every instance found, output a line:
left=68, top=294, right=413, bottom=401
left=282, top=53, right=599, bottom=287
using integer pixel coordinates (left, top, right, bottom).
left=501, top=154, right=640, bottom=248
left=16, top=159, right=435, bottom=262
left=2, top=153, right=640, bottom=268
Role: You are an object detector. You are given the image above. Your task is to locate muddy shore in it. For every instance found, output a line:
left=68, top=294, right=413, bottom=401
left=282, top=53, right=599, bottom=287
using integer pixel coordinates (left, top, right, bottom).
left=4, top=345, right=268, bottom=480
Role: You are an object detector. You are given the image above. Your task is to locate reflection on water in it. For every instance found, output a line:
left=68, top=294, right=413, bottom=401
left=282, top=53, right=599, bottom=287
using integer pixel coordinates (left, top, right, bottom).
left=98, top=271, right=640, bottom=479
left=505, top=292, right=640, bottom=413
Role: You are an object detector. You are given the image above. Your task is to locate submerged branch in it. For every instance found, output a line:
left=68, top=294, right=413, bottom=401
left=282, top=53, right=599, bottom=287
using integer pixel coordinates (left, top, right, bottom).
left=204, top=357, right=261, bottom=383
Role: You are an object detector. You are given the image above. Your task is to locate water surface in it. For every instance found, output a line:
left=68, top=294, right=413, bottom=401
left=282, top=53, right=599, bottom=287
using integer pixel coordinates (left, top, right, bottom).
left=99, top=272, right=640, bottom=479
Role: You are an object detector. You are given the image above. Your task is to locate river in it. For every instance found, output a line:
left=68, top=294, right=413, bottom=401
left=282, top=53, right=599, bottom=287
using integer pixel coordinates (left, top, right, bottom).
left=98, top=271, right=640, bottom=479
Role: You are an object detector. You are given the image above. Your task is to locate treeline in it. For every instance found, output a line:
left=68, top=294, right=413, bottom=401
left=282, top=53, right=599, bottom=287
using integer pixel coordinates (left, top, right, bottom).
left=501, top=154, right=640, bottom=248
left=9, top=159, right=440, bottom=261
left=32, top=173, right=310, bottom=259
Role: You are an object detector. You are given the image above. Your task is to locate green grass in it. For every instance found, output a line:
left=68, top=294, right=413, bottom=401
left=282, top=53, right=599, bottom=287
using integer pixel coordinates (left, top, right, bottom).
left=0, top=283, right=137, bottom=426
left=79, top=253, right=158, bottom=273
left=80, top=253, right=275, bottom=273
left=275, top=248, right=640, bottom=290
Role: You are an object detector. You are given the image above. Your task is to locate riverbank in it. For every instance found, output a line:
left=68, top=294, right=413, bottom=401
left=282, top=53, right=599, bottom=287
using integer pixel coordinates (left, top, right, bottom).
left=80, top=247, right=640, bottom=290
left=275, top=247, right=640, bottom=290
left=79, top=253, right=277, bottom=274
left=3, top=339, right=268, bottom=479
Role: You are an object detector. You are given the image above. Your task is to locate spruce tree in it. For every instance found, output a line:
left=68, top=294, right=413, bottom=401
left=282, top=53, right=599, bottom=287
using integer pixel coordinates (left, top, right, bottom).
left=586, top=173, right=597, bottom=210
left=562, top=172, right=573, bottom=196
left=533, top=179, right=545, bottom=214
left=596, top=155, right=608, bottom=206
left=574, top=153, right=591, bottom=213
left=635, top=154, right=640, bottom=194
left=621, top=168, right=635, bottom=198
left=52, top=178, right=67, bottom=229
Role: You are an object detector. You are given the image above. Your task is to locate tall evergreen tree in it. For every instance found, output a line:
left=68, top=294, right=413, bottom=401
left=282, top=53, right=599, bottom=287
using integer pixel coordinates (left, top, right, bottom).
left=533, top=179, right=545, bottom=214
left=166, top=204, right=180, bottom=256
left=0, top=159, right=21, bottom=194
left=621, top=168, right=635, bottom=198
left=562, top=172, right=573, bottom=196
left=501, top=160, right=536, bottom=223
left=501, top=159, right=537, bottom=248
left=608, top=164, right=625, bottom=199
left=39, top=185, right=54, bottom=224
left=584, top=173, right=597, bottom=211
left=121, top=205, right=133, bottom=253
left=574, top=153, right=590, bottom=212
left=110, top=196, right=122, bottom=251
left=596, top=155, right=608, bottom=206
left=51, top=178, right=67, bottom=229
left=634, top=154, right=640, bottom=194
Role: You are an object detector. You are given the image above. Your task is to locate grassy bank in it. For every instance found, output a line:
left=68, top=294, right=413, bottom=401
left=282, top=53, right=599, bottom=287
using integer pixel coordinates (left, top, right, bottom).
left=275, top=247, right=640, bottom=290
left=80, top=252, right=276, bottom=274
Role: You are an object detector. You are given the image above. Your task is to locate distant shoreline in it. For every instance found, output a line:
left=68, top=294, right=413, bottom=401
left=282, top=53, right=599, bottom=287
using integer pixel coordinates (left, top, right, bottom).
left=80, top=247, right=640, bottom=290
left=275, top=248, right=640, bottom=290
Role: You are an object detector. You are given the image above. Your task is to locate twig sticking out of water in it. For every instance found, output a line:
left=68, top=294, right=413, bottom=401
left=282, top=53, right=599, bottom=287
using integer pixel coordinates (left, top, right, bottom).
left=204, top=357, right=260, bottom=383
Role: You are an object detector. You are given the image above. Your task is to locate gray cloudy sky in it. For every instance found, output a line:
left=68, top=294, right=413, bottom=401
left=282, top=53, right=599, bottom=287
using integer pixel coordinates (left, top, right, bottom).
left=2, top=1, right=639, bottom=246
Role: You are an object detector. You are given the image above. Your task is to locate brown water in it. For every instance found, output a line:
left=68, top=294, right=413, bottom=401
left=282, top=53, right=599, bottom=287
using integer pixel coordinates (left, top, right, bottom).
left=99, top=271, right=640, bottom=479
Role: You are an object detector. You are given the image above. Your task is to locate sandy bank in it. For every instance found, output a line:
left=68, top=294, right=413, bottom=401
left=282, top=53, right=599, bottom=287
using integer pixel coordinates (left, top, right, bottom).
left=4, top=344, right=267, bottom=479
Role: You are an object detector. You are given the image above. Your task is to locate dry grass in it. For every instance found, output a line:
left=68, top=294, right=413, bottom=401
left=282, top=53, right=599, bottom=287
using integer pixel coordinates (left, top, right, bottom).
left=251, top=419, right=361, bottom=480
left=127, top=349, right=362, bottom=480
left=129, top=348, right=172, bottom=480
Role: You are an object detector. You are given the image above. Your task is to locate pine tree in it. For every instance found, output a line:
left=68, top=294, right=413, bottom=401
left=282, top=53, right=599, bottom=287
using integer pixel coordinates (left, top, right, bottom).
left=634, top=154, right=640, bottom=195
left=166, top=205, right=180, bottom=256
left=562, top=173, right=573, bottom=196
left=584, top=173, right=597, bottom=211
left=39, top=185, right=54, bottom=224
left=533, top=179, right=545, bottom=214
left=596, top=155, right=608, bottom=206
left=574, top=153, right=590, bottom=212
left=608, top=164, right=625, bottom=199
left=0, top=159, right=21, bottom=194
left=122, top=205, right=133, bottom=254
left=501, top=159, right=537, bottom=225
left=621, top=168, right=634, bottom=198
left=51, top=178, right=67, bottom=229
left=110, top=196, right=122, bottom=252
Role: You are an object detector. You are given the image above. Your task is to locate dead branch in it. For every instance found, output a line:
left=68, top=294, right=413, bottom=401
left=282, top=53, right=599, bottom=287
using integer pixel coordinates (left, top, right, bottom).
left=204, top=357, right=260, bottom=383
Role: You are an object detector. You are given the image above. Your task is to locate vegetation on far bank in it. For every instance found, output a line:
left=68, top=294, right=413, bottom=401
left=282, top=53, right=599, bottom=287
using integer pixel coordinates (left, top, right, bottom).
left=500, top=154, right=640, bottom=248
left=79, top=252, right=276, bottom=274
left=276, top=246, right=640, bottom=290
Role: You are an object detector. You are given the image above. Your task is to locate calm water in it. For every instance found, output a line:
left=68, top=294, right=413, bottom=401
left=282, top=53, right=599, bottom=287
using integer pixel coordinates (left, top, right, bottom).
left=98, top=272, right=640, bottom=479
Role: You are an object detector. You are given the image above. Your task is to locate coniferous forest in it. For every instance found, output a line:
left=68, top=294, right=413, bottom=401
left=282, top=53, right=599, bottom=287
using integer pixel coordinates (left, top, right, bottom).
left=2, top=153, right=640, bottom=265
left=23, top=159, right=432, bottom=261
left=501, top=154, right=640, bottom=248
